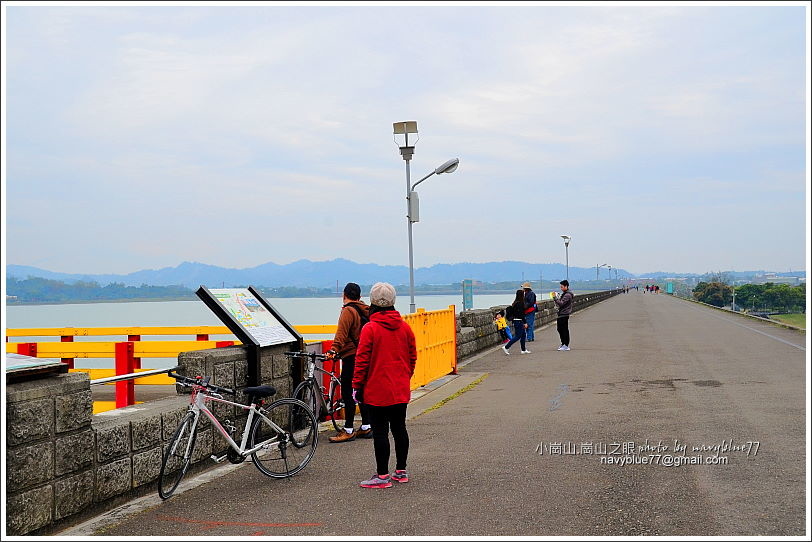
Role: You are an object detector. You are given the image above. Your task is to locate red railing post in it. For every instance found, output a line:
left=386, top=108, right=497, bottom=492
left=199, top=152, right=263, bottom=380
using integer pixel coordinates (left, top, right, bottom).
left=115, top=342, right=135, bottom=408
left=17, top=343, right=37, bottom=357
left=197, top=334, right=209, bottom=341
left=127, top=335, right=142, bottom=369
left=61, top=335, right=75, bottom=369
left=215, top=341, right=234, bottom=348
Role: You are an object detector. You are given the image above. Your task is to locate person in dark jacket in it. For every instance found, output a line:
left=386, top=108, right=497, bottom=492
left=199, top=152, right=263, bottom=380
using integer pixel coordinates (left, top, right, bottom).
left=522, top=282, right=538, bottom=342
left=353, top=282, right=417, bottom=488
left=554, top=279, right=574, bottom=351
left=502, top=289, right=531, bottom=355
left=326, top=282, right=372, bottom=443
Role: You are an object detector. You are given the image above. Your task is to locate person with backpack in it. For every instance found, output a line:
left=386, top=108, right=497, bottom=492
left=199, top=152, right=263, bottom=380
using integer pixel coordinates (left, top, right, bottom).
left=325, top=282, right=372, bottom=443
left=353, top=282, right=417, bottom=488
left=521, top=282, right=538, bottom=341
left=501, top=289, right=531, bottom=355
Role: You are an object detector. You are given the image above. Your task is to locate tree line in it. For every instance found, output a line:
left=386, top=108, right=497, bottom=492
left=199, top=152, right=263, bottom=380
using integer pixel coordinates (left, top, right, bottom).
left=692, top=281, right=805, bottom=313
left=6, top=277, right=195, bottom=304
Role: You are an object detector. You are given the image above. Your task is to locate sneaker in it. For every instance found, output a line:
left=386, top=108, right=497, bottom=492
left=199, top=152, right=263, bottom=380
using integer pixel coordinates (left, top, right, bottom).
left=360, top=473, right=393, bottom=488
left=521, top=350, right=532, bottom=354
left=355, top=427, right=373, bottom=439
left=391, top=469, right=409, bottom=483
left=329, top=430, right=356, bottom=443
left=502, top=345, right=510, bottom=355
left=557, top=345, right=565, bottom=351
left=561, top=345, right=570, bottom=351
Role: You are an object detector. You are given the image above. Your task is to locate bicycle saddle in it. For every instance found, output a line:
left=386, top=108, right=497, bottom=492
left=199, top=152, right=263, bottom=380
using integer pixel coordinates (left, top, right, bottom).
left=243, top=385, right=277, bottom=399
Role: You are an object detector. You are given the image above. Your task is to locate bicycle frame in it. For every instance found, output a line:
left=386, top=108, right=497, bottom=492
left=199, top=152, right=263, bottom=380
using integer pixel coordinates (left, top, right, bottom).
left=186, top=386, right=284, bottom=458
left=304, top=357, right=342, bottom=413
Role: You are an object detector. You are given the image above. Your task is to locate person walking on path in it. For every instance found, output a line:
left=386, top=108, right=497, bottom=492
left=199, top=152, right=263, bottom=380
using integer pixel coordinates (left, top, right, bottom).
left=502, top=289, right=531, bottom=355
left=326, top=283, right=372, bottom=443
left=522, top=282, right=538, bottom=342
left=353, top=282, right=417, bottom=489
left=554, top=279, right=574, bottom=351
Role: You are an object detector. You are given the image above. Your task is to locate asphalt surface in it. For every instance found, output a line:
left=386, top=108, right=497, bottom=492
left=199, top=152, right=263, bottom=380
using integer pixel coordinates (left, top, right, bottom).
left=67, top=293, right=807, bottom=536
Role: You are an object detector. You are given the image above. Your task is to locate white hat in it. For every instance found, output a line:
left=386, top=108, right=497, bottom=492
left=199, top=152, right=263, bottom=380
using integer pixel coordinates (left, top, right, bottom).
left=370, top=282, right=396, bottom=306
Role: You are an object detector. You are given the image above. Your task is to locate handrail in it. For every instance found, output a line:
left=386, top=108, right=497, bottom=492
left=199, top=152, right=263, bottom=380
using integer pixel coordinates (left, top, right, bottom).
left=90, top=366, right=175, bottom=385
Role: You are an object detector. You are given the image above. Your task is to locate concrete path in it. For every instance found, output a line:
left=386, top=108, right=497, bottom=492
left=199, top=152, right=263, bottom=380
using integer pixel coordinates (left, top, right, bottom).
left=63, top=293, right=807, bottom=536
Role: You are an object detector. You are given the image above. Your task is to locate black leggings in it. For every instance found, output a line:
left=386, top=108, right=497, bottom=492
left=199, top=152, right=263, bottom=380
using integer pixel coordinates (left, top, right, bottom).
left=340, top=355, right=369, bottom=428
left=557, top=316, right=570, bottom=346
left=367, top=403, right=409, bottom=475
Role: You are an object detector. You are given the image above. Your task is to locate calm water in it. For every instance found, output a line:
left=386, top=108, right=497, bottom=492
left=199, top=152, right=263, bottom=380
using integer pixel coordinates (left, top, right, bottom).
left=6, top=293, right=547, bottom=368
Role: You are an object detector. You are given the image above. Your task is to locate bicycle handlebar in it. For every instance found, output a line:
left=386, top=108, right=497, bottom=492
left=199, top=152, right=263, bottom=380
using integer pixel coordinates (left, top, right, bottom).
left=284, top=351, right=329, bottom=360
left=168, top=371, right=236, bottom=396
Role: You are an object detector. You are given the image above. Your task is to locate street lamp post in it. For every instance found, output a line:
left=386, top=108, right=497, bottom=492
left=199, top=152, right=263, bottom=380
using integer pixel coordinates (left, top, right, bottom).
left=561, top=235, right=571, bottom=281
left=394, top=121, right=459, bottom=313
left=596, top=263, right=608, bottom=280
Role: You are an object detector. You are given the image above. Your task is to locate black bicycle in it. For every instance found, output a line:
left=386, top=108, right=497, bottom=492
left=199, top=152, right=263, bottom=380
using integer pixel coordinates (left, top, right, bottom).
left=285, top=351, right=344, bottom=432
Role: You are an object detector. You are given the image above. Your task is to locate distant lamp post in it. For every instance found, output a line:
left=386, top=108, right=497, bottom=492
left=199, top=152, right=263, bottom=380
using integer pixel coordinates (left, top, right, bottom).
left=596, top=263, right=608, bottom=280
left=561, top=235, right=571, bottom=281
left=394, top=120, right=459, bottom=313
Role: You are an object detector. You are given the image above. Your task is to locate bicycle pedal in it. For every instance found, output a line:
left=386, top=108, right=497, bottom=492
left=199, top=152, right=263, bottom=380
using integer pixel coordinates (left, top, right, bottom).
left=211, top=454, right=228, bottom=463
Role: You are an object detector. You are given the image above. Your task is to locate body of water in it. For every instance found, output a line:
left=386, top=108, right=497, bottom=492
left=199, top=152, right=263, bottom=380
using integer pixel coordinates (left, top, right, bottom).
left=6, top=292, right=556, bottom=369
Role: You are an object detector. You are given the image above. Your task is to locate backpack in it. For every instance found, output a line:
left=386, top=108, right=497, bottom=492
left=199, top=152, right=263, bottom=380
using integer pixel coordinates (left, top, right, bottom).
left=345, top=303, right=369, bottom=345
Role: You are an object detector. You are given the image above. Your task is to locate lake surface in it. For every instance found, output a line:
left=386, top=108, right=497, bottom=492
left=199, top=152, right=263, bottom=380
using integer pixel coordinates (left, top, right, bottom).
left=6, top=293, right=557, bottom=368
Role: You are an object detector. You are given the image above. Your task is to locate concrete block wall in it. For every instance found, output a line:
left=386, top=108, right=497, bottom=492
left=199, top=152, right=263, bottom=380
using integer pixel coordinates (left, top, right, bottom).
left=5, top=342, right=296, bottom=535
left=455, top=289, right=622, bottom=360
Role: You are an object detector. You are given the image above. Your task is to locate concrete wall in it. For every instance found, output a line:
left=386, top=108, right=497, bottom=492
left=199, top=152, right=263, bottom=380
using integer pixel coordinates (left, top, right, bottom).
left=5, top=342, right=296, bottom=535
left=455, top=290, right=622, bottom=359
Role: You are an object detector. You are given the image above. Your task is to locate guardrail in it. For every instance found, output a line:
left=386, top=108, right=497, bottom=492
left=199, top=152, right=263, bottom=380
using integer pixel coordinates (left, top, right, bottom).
left=6, top=309, right=458, bottom=413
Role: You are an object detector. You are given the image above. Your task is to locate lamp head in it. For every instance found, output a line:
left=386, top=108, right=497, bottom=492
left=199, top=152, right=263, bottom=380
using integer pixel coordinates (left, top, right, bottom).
left=393, top=121, right=418, bottom=135
left=561, top=235, right=571, bottom=246
left=435, top=158, right=459, bottom=175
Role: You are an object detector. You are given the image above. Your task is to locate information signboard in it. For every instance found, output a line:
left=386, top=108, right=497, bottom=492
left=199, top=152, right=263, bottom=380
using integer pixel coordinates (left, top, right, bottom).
left=196, top=286, right=301, bottom=347
left=462, top=279, right=474, bottom=311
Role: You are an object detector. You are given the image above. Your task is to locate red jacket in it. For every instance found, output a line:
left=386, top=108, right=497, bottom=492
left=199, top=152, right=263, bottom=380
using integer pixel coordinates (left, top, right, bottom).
left=352, top=310, right=417, bottom=407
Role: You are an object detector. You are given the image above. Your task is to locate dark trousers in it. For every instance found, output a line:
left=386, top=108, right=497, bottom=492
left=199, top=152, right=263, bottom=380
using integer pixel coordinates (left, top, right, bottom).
left=504, top=320, right=526, bottom=350
left=340, top=355, right=369, bottom=428
left=557, top=316, right=570, bottom=346
left=368, top=403, right=409, bottom=475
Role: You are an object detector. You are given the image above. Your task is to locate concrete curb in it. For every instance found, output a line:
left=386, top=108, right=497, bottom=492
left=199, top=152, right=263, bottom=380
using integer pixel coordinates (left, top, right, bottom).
left=668, top=294, right=805, bottom=333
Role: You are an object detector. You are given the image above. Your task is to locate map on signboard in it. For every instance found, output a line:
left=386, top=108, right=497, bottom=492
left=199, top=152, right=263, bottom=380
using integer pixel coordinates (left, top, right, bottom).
left=209, top=288, right=297, bottom=347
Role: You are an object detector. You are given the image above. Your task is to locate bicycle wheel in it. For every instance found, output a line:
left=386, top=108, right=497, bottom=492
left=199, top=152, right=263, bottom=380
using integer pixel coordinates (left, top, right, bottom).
left=158, top=411, right=198, bottom=499
left=327, top=378, right=343, bottom=433
left=293, top=380, right=320, bottom=422
left=249, top=398, right=318, bottom=478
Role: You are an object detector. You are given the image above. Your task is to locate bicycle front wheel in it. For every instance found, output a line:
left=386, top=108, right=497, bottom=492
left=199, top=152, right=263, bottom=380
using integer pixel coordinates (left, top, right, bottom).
left=249, top=398, right=318, bottom=478
left=158, top=411, right=198, bottom=499
left=293, top=380, right=320, bottom=422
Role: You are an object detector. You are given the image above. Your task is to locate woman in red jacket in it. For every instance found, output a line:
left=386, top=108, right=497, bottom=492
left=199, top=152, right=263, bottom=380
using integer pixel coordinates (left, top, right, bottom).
left=353, top=282, right=417, bottom=489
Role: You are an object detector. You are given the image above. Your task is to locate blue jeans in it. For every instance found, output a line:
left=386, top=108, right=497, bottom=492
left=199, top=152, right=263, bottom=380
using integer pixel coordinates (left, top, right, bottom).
left=504, top=320, right=526, bottom=351
left=525, top=311, right=536, bottom=341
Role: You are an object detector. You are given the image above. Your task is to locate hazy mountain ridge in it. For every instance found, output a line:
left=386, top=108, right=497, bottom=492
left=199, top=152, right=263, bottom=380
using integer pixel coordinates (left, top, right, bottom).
left=6, top=260, right=804, bottom=290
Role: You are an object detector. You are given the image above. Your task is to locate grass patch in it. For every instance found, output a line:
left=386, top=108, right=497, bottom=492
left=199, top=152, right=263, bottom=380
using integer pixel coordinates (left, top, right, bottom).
left=416, top=373, right=489, bottom=417
left=770, top=313, right=806, bottom=329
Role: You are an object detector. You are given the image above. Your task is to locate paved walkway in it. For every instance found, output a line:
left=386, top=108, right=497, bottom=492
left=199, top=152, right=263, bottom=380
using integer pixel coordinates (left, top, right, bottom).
left=63, top=293, right=807, bottom=536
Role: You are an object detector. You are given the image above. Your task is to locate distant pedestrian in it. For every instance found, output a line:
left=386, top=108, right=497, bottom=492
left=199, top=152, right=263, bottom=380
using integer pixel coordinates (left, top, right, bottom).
left=554, top=279, right=574, bottom=351
left=325, top=282, right=372, bottom=443
left=521, top=282, right=538, bottom=342
left=655, top=285, right=660, bottom=294
left=353, top=282, right=417, bottom=489
left=502, top=289, right=531, bottom=355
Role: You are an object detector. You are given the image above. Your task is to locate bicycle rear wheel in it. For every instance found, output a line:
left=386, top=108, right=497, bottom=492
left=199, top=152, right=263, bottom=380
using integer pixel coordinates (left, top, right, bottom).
left=158, top=411, right=198, bottom=499
left=327, top=378, right=343, bottom=433
left=249, top=398, right=318, bottom=478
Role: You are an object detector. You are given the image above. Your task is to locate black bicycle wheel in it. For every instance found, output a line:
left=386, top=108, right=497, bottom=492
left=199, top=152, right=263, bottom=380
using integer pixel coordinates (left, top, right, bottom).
left=158, top=411, right=198, bottom=499
left=249, top=398, right=318, bottom=478
left=293, top=380, right=320, bottom=421
left=327, top=379, right=343, bottom=433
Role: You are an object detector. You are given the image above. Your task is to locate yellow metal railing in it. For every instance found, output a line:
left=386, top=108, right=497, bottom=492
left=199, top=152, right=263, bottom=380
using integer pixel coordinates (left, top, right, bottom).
left=6, top=306, right=457, bottom=411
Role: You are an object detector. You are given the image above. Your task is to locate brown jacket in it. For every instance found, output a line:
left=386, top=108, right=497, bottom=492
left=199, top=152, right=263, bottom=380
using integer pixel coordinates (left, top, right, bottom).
left=330, top=300, right=370, bottom=359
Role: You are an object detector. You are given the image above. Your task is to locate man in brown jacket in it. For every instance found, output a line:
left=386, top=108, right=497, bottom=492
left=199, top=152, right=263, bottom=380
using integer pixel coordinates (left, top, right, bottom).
left=326, top=282, right=372, bottom=442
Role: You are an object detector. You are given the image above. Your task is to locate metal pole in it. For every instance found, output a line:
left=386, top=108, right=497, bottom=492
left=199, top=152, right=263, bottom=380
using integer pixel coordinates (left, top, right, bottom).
left=565, top=245, right=569, bottom=281
left=404, top=134, right=415, bottom=314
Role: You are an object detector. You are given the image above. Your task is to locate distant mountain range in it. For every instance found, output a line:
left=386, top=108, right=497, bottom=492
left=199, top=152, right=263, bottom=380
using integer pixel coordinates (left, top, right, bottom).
left=6, top=260, right=804, bottom=290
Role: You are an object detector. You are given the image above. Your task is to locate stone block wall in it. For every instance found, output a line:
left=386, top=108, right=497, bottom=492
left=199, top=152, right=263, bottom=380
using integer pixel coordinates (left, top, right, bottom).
left=5, top=341, right=296, bottom=535
left=454, top=289, right=621, bottom=360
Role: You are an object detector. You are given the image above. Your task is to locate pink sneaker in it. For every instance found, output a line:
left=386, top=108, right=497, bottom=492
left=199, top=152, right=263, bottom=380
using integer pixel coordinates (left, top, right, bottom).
left=359, top=473, right=392, bottom=488
left=391, top=469, right=409, bottom=483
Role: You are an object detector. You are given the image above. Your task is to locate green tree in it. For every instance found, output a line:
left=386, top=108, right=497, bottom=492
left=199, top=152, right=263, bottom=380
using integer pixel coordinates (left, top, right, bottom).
left=693, top=281, right=733, bottom=307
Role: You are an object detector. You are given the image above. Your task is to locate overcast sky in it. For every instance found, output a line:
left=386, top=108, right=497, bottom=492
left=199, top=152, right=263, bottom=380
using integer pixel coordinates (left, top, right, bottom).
left=2, top=2, right=809, bottom=276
